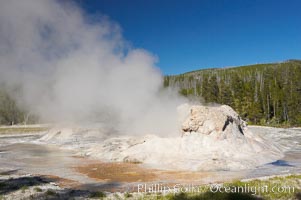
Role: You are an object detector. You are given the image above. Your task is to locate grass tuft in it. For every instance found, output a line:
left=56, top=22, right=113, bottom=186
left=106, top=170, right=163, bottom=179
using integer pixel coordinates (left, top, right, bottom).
left=89, top=191, right=106, bottom=198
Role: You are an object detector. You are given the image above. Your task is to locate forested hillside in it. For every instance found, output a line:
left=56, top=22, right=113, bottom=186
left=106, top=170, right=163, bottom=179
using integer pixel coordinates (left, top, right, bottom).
left=0, top=60, right=301, bottom=127
left=164, top=60, right=301, bottom=127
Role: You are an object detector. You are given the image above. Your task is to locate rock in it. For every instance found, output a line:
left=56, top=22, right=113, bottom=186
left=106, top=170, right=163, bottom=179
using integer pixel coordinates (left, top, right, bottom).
left=181, top=105, right=247, bottom=139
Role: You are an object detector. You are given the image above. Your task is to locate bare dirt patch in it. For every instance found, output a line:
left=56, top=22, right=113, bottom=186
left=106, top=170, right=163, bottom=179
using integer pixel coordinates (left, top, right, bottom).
left=75, top=161, right=216, bottom=184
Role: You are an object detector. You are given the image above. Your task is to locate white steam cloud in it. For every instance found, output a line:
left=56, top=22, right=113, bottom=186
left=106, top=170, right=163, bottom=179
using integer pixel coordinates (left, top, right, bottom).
left=0, top=0, right=186, bottom=135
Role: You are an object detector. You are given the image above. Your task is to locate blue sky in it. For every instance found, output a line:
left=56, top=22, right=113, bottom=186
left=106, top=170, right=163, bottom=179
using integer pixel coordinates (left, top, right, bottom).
left=78, top=0, right=301, bottom=75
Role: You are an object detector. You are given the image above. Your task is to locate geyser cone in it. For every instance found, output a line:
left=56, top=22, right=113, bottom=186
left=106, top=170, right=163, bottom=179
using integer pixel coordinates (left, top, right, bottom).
left=51, top=104, right=283, bottom=171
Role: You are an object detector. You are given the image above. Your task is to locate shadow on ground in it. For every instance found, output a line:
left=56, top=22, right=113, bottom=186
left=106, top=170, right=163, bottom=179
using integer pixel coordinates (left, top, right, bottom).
left=296, top=192, right=301, bottom=200
left=0, top=175, right=55, bottom=195
left=1, top=173, right=300, bottom=199
left=171, top=191, right=263, bottom=200
left=0, top=173, right=122, bottom=199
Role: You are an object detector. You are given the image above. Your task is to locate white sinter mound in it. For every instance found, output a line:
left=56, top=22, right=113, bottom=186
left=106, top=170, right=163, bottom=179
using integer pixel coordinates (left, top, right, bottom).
left=40, top=104, right=284, bottom=171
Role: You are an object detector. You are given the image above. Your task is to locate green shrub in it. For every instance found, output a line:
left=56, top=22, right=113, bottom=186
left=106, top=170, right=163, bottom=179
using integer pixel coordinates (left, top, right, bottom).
left=34, top=187, right=42, bottom=192
left=21, top=185, right=29, bottom=193
left=45, top=189, right=56, bottom=196
left=89, top=191, right=106, bottom=198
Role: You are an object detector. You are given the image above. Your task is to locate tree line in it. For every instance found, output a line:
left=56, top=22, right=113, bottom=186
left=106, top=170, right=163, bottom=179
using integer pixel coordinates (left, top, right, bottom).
left=0, top=86, right=37, bottom=125
left=164, top=60, right=301, bottom=127
left=0, top=60, right=300, bottom=127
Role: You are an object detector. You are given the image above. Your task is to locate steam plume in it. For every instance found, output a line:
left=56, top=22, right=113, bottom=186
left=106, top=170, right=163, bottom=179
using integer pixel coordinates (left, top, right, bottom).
left=0, top=0, right=186, bottom=135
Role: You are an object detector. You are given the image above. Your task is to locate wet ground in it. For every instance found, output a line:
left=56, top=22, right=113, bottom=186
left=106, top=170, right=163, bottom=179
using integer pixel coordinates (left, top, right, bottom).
left=246, top=126, right=301, bottom=179
left=0, top=126, right=301, bottom=192
left=0, top=133, right=240, bottom=192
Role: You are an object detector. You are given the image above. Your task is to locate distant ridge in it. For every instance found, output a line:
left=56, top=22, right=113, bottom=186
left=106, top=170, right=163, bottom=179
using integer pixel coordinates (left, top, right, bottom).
left=177, top=59, right=301, bottom=76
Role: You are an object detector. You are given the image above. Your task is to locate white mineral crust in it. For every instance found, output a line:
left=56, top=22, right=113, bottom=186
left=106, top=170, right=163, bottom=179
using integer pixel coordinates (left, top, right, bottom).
left=40, top=104, right=284, bottom=171
left=84, top=104, right=283, bottom=171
